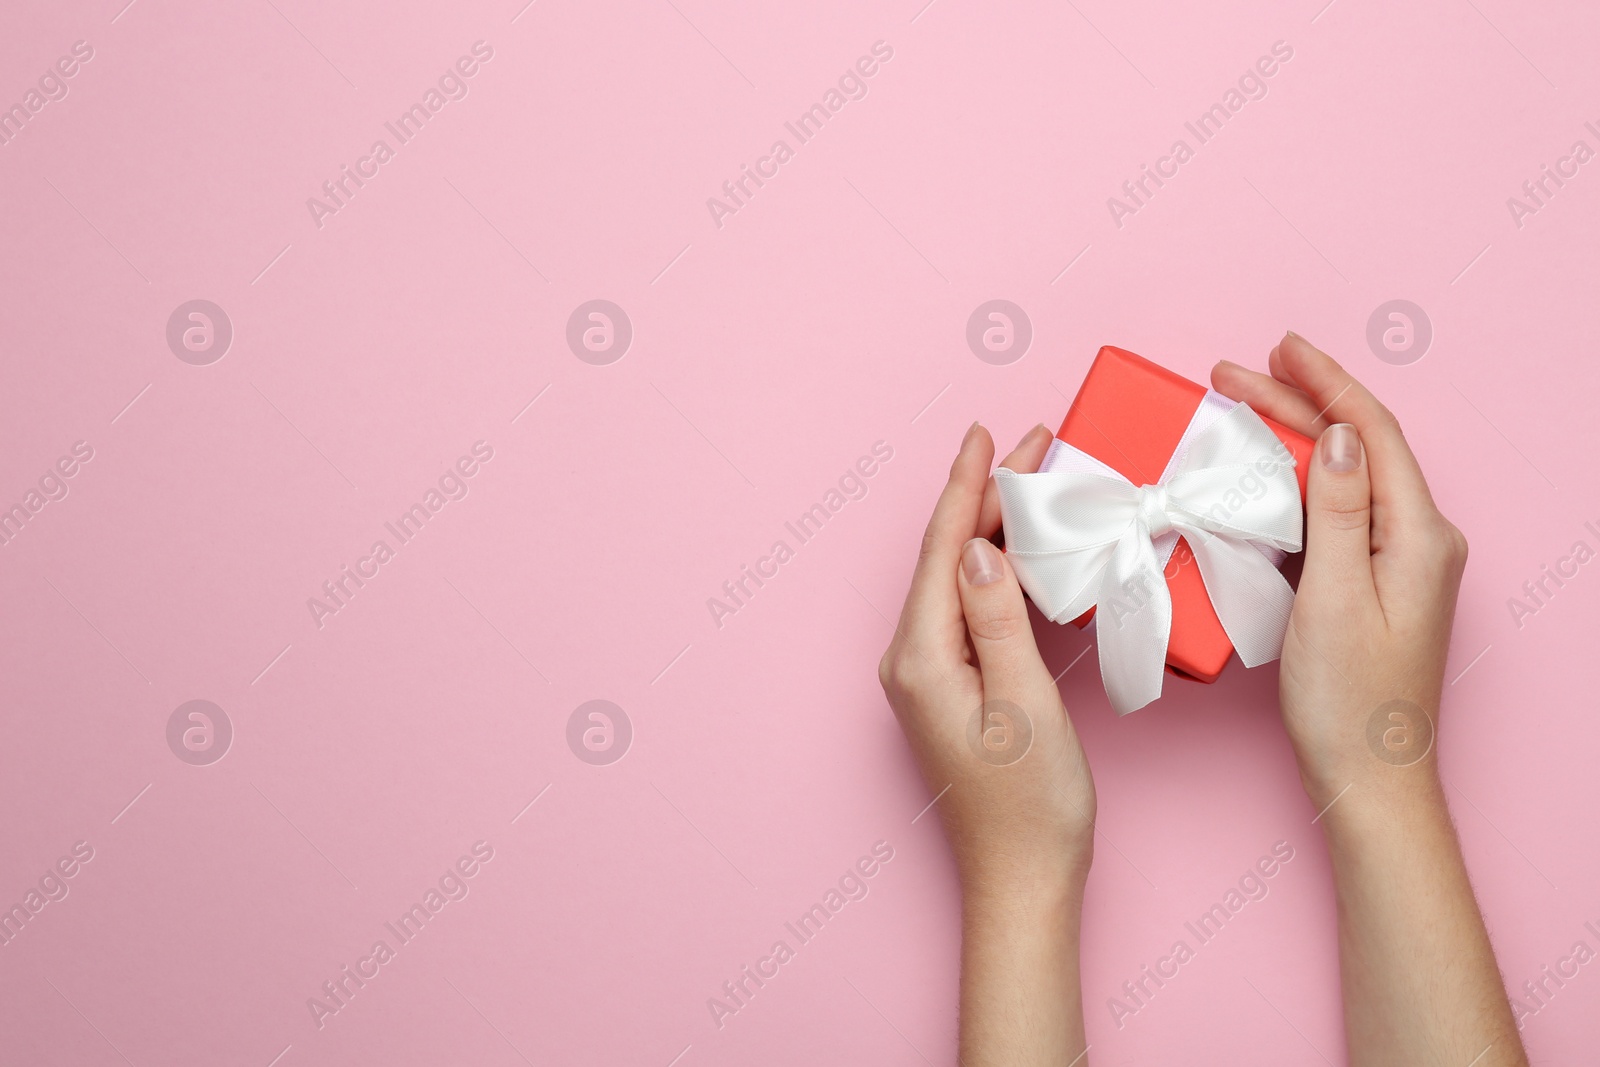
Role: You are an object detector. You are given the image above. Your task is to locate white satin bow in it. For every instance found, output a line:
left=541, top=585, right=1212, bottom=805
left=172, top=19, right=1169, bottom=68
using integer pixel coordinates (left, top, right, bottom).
left=995, top=395, right=1303, bottom=715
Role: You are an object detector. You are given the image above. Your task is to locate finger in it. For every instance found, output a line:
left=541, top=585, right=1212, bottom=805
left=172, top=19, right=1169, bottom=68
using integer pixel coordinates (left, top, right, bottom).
left=1272, top=333, right=1438, bottom=519
left=1268, top=342, right=1293, bottom=385
left=898, top=423, right=995, bottom=644
left=956, top=537, right=1052, bottom=696
left=977, top=423, right=1054, bottom=539
left=1212, top=359, right=1326, bottom=436
left=1299, top=423, right=1377, bottom=611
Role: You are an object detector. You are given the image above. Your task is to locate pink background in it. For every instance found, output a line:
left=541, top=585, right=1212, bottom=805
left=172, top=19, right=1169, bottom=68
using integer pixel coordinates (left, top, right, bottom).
left=3, top=0, right=1598, bottom=1063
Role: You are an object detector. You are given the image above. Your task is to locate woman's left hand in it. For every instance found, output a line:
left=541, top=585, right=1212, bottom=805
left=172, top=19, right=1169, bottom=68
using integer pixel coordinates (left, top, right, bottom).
left=877, top=421, right=1096, bottom=900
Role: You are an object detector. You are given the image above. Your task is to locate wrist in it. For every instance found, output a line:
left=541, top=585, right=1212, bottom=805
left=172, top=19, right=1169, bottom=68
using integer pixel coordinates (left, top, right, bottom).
left=1301, top=759, right=1440, bottom=809
left=1310, top=763, right=1450, bottom=848
left=1288, top=694, right=1444, bottom=805
left=961, top=857, right=1090, bottom=926
left=962, top=883, right=1085, bottom=972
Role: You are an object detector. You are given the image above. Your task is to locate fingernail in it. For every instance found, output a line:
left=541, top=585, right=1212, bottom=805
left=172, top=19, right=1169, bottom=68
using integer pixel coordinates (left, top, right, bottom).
left=962, top=538, right=1004, bottom=586
left=1321, top=423, right=1361, bottom=472
left=1286, top=330, right=1301, bottom=339
left=1024, top=422, right=1051, bottom=445
left=964, top=420, right=981, bottom=444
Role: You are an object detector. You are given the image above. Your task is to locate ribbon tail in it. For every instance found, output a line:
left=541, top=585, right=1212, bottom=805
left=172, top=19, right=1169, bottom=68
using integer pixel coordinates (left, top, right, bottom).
left=1180, top=526, right=1296, bottom=667
left=1095, top=526, right=1172, bottom=715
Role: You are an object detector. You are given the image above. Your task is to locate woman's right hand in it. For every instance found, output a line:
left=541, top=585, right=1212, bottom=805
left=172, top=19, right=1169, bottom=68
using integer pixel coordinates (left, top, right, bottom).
left=1218, top=335, right=1526, bottom=1065
left=1212, top=332, right=1468, bottom=805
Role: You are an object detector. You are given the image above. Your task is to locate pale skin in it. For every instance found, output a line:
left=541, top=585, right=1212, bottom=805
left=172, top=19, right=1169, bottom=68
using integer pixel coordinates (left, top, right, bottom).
left=878, top=333, right=1529, bottom=1065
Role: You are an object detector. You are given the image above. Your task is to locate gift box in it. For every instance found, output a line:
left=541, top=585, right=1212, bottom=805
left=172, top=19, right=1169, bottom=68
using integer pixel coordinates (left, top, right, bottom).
left=1032, top=346, right=1313, bottom=684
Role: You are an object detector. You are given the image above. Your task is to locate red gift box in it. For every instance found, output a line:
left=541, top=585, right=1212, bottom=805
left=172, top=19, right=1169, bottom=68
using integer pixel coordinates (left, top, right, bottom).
left=1046, top=346, right=1313, bottom=683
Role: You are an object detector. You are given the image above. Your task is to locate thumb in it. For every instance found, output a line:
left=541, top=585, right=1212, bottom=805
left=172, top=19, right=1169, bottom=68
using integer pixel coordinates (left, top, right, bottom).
left=957, top=538, right=1051, bottom=693
left=1301, top=423, right=1376, bottom=608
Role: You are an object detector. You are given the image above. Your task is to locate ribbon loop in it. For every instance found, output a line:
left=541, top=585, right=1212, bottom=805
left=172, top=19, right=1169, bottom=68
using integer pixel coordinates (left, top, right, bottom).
left=995, top=394, right=1303, bottom=715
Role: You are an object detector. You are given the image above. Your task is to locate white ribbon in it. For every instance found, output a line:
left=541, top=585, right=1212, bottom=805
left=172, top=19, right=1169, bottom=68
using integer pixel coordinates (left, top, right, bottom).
left=995, top=393, right=1303, bottom=715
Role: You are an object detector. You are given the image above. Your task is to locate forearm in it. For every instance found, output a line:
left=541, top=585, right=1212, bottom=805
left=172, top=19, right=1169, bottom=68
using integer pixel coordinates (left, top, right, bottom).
left=959, top=879, right=1089, bottom=1067
left=1319, top=773, right=1527, bottom=1066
